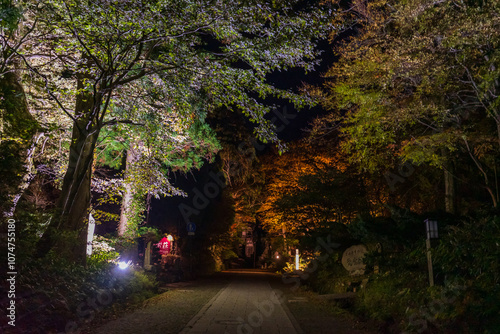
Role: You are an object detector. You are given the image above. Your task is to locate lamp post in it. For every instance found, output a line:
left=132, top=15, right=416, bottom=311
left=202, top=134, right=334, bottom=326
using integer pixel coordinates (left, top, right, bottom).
left=425, top=219, right=439, bottom=287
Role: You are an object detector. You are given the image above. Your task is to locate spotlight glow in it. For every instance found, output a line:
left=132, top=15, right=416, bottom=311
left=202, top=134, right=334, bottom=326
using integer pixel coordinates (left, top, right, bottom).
left=118, top=261, right=130, bottom=269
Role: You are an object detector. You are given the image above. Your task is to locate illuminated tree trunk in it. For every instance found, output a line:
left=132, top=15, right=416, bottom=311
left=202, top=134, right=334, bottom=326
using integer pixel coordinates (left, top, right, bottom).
left=38, top=77, right=103, bottom=264
left=118, top=146, right=139, bottom=237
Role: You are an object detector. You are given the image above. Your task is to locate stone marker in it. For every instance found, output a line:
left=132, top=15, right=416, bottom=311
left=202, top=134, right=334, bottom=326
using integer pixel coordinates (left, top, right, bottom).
left=341, top=244, right=368, bottom=276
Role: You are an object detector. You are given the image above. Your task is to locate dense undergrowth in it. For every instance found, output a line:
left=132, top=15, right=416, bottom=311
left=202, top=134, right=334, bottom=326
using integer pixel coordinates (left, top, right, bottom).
left=1, top=234, right=158, bottom=334
left=303, top=210, right=500, bottom=333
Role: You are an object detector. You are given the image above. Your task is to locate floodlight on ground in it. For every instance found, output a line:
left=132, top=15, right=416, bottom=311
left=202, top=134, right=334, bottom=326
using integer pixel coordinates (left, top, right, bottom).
left=118, top=260, right=131, bottom=270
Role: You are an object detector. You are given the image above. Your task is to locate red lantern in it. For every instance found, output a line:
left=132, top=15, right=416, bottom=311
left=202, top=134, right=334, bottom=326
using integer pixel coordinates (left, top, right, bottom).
left=157, top=237, right=171, bottom=255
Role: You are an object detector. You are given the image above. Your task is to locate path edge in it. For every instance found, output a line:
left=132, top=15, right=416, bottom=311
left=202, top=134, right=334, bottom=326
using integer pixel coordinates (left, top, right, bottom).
left=178, top=281, right=229, bottom=334
left=280, top=294, right=305, bottom=334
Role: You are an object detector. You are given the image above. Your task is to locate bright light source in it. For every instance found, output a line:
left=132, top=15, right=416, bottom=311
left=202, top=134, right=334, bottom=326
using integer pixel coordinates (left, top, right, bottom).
left=276, top=255, right=280, bottom=259
left=295, top=249, right=300, bottom=271
left=167, top=234, right=173, bottom=241
left=118, top=260, right=131, bottom=270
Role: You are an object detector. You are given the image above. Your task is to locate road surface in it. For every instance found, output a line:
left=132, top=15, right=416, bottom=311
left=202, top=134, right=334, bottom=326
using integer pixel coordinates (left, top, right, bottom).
left=180, top=269, right=300, bottom=334
left=91, top=269, right=377, bottom=334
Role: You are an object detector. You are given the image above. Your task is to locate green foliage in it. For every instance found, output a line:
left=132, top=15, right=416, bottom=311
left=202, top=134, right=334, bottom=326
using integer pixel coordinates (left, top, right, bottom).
left=0, top=71, right=39, bottom=213
left=137, top=226, right=162, bottom=242
left=106, top=236, right=138, bottom=258
left=17, top=256, right=158, bottom=333
left=324, top=0, right=500, bottom=207
left=305, top=211, right=500, bottom=332
left=123, top=192, right=148, bottom=239
left=0, top=0, right=22, bottom=32
left=95, top=125, right=129, bottom=169
left=354, top=271, right=427, bottom=324
left=221, top=249, right=238, bottom=261
left=117, top=269, right=158, bottom=303
left=5, top=209, right=52, bottom=263
left=283, top=256, right=310, bottom=273
left=2, top=0, right=333, bottom=262
left=431, top=215, right=500, bottom=332
left=347, top=207, right=428, bottom=246
left=87, top=235, right=120, bottom=269
left=310, top=261, right=345, bottom=294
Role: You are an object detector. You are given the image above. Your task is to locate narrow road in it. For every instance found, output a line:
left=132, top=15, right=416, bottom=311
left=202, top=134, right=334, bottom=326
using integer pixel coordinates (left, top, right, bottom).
left=180, top=270, right=299, bottom=334
left=90, top=269, right=378, bottom=334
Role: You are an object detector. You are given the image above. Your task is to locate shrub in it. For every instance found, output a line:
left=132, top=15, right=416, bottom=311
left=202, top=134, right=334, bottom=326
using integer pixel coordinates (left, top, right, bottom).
left=304, top=211, right=500, bottom=333
left=87, top=235, right=120, bottom=269
left=17, top=253, right=158, bottom=333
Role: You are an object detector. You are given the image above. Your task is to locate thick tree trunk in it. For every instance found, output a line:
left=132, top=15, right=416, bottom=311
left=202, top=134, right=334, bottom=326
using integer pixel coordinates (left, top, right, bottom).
left=38, top=79, right=102, bottom=264
left=118, top=180, right=133, bottom=237
left=118, top=146, right=140, bottom=237
left=0, top=71, right=38, bottom=215
left=5, top=133, right=45, bottom=216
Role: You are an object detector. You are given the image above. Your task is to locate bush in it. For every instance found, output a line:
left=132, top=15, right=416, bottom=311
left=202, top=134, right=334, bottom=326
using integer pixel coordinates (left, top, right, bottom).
left=16, top=252, right=158, bottom=333
left=87, top=235, right=120, bottom=269
left=431, top=215, right=500, bottom=333
left=305, top=211, right=500, bottom=333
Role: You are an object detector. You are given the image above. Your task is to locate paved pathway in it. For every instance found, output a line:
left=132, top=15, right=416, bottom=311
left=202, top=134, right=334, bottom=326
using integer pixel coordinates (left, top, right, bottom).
left=180, top=270, right=301, bottom=334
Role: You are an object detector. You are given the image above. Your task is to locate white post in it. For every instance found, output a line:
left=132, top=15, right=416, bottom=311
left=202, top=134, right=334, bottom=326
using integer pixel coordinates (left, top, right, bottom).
left=295, top=249, right=299, bottom=271
left=86, top=213, right=96, bottom=256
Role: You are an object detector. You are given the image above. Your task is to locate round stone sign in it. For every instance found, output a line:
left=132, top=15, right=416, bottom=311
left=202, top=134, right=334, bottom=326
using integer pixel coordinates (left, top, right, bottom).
left=341, top=244, right=368, bottom=276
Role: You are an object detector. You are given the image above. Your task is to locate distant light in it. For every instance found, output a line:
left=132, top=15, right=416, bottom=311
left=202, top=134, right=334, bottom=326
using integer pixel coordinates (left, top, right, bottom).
left=118, top=260, right=131, bottom=270
left=276, top=255, right=280, bottom=259
left=167, top=234, right=173, bottom=241
left=295, top=249, right=300, bottom=271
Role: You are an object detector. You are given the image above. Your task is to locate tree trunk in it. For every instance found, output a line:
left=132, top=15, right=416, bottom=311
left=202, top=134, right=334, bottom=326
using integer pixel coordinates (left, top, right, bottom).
left=0, top=71, right=38, bottom=215
left=5, top=133, right=45, bottom=216
left=38, top=78, right=102, bottom=265
left=118, top=146, right=140, bottom=237
left=444, top=166, right=456, bottom=214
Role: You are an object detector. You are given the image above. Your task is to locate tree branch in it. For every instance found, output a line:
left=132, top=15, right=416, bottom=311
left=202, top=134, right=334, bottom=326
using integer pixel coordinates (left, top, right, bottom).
left=102, top=119, right=145, bottom=126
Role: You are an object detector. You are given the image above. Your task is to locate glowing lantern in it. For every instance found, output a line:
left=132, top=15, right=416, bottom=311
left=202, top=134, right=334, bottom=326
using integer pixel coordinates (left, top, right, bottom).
left=157, top=237, right=171, bottom=255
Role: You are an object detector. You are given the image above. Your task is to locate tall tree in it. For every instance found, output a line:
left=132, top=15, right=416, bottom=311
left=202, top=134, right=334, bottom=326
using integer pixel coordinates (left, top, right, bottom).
left=0, top=0, right=39, bottom=216
left=324, top=0, right=500, bottom=212
left=256, top=141, right=370, bottom=245
left=16, top=0, right=332, bottom=263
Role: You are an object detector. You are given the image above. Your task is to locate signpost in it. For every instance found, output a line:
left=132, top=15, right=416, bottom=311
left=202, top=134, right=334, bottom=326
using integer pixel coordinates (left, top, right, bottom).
left=425, top=219, right=439, bottom=287
left=187, top=222, right=196, bottom=236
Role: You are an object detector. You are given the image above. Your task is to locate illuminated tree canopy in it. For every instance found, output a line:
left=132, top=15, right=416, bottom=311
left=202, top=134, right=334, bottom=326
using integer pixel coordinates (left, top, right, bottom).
left=1, top=0, right=332, bottom=263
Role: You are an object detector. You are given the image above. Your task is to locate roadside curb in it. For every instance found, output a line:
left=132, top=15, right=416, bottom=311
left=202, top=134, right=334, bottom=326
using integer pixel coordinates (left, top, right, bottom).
left=281, top=294, right=305, bottom=334
left=178, top=280, right=229, bottom=333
